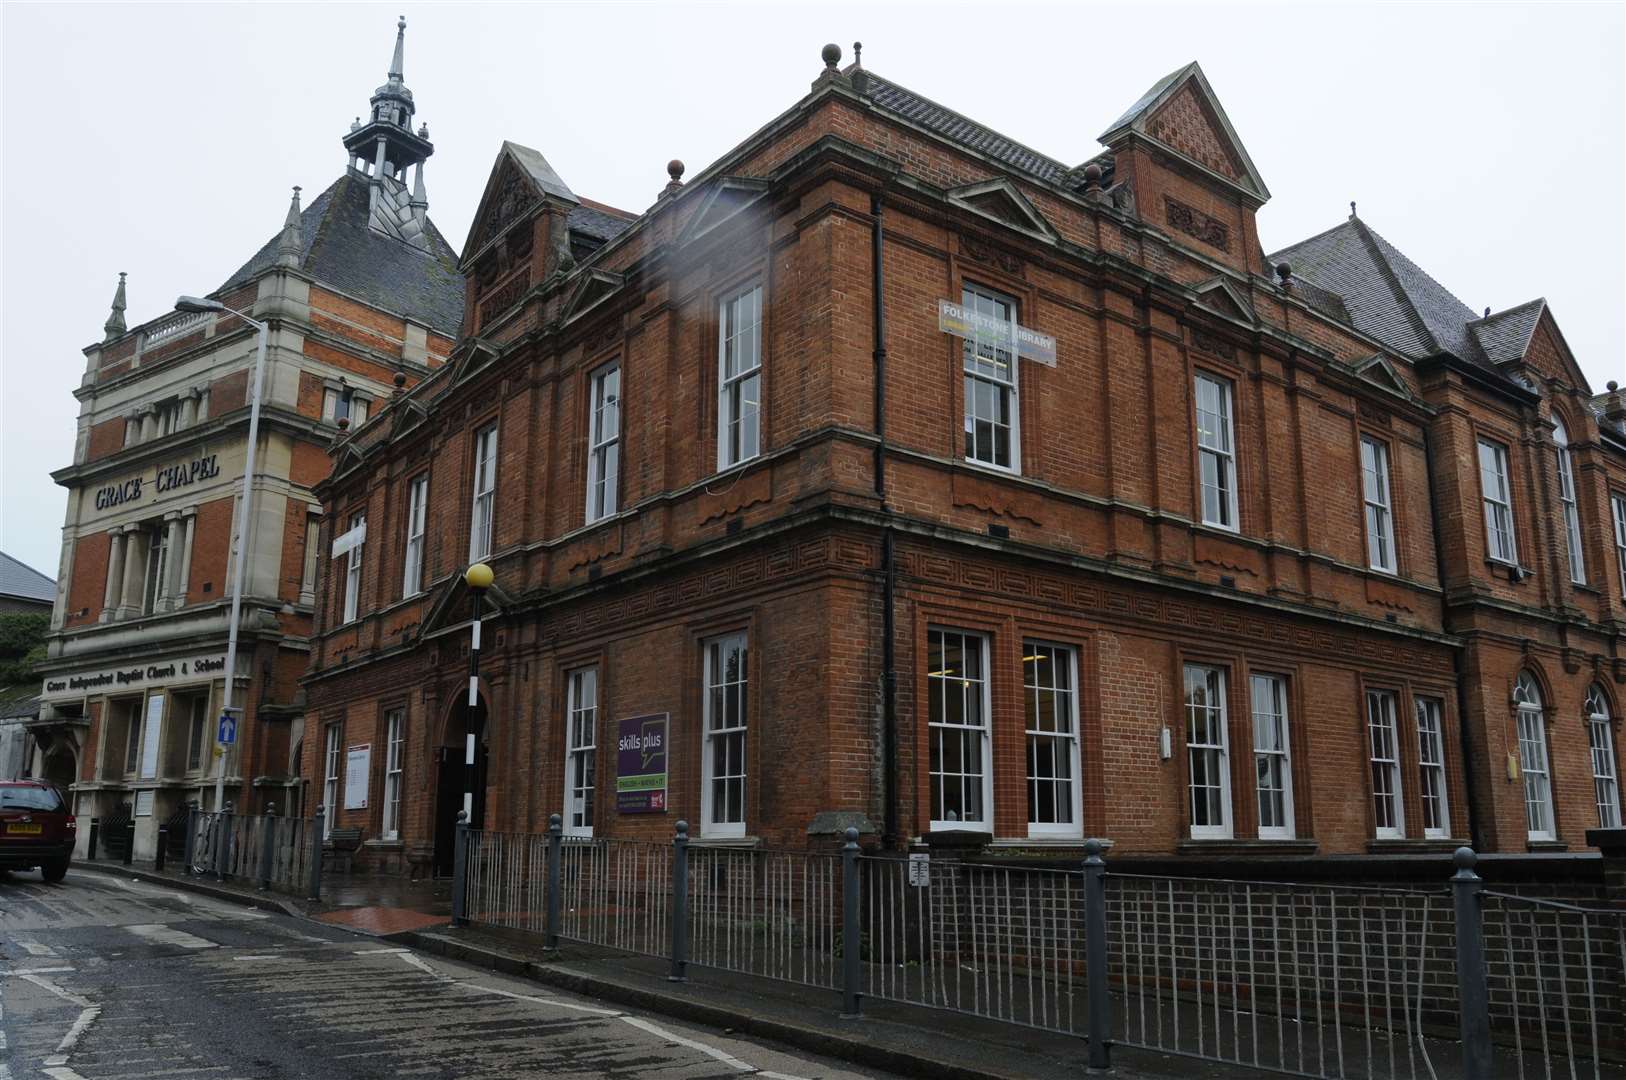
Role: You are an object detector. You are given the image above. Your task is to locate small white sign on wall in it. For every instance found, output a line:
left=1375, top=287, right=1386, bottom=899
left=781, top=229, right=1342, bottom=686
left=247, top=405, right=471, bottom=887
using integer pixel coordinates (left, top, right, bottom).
left=344, top=744, right=371, bottom=810
left=139, top=695, right=164, bottom=779
left=908, top=852, right=931, bottom=888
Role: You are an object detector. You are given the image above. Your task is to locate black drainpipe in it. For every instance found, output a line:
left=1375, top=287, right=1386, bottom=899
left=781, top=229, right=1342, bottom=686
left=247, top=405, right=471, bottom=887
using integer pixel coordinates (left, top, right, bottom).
left=1422, top=422, right=1483, bottom=851
left=872, top=192, right=899, bottom=847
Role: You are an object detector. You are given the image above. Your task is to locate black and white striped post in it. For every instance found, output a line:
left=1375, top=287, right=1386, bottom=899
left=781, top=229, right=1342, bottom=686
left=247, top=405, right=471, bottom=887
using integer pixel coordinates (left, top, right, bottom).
left=462, top=563, right=493, bottom=826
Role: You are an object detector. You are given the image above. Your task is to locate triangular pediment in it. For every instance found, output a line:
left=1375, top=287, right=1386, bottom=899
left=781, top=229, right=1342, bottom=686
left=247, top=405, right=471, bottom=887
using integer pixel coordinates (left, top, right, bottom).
left=1192, top=276, right=1256, bottom=325
left=330, top=437, right=370, bottom=480
left=1100, top=62, right=1269, bottom=201
left=420, top=572, right=514, bottom=639
left=947, top=179, right=1057, bottom=242
left=1521, top=307, right=1592, bottom=396
left=445, top=337, right=502, bottom=391
left=389, top=395, right=431, bottom=440
left=1352, top=354, right=1421, bottom=404
left=463, top=142, right=578, bottom=266
left=561, top=268, right=626, bottom=326
left=677, top=177, right=771, bottom=245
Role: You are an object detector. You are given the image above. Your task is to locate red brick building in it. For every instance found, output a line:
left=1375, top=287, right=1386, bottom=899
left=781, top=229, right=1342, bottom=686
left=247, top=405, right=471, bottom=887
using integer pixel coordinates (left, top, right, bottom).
left=304, top=49, right=1625, bottom=876
left=39, top=20, right=462, bottom=860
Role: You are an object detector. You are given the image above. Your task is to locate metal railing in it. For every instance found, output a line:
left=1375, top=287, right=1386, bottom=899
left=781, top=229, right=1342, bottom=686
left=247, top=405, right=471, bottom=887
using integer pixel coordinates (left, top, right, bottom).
left=452, top=822, right=1623, bottom=1079
left=184, top=802, right=322, bottom=899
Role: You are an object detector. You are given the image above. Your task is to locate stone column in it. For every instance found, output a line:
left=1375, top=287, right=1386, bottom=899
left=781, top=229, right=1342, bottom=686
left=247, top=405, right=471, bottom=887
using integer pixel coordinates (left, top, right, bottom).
left=119, top=525, right=147, bottom=616
left=162, top=513, right=185, bottom=609
left=176, top=508, right=197, bottom=607
left=100, top=530, right=126, bottom=621
left=139, top=406, right=158, bottom=442
left=180, top=390, right=199, bottom=429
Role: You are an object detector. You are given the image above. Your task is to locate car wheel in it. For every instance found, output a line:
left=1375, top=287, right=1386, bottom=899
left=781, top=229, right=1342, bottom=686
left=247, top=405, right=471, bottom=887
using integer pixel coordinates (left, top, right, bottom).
left=42, top=859, right=69, bottom=884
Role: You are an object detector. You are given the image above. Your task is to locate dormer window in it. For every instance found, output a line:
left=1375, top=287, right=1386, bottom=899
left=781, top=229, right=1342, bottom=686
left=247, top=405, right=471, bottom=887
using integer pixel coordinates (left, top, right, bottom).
left=322, top=386, right=370, bottom=427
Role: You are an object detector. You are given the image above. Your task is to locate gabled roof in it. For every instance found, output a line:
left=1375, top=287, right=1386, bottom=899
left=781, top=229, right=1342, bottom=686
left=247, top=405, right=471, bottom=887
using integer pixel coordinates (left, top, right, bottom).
left=0, top=552, right=54, bottom=604
left=504, top=140, right=576, bottom=203
left=463, top=141, right=580, bottom=261
left=1269, top=216, right=1480, bottom=363
left=221, top=170, right=464, bottom=337
left=1097, top=62, right=1269, bottom=201
left=1468, top=298, right=1546, bottom=366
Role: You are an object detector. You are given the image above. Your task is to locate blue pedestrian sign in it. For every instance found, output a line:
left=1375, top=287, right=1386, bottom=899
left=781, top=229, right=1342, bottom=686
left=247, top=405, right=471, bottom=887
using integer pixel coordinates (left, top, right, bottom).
left=217, top=713, right=238, bottom=746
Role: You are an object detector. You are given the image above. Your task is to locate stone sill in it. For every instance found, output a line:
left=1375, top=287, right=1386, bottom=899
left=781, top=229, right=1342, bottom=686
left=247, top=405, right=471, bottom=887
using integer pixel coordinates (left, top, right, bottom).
left=1366, top=838, right=1464, bottom=855
left=1177, top=839, right=1320, bottom=857
left=687, top=835, right=761, bottom=849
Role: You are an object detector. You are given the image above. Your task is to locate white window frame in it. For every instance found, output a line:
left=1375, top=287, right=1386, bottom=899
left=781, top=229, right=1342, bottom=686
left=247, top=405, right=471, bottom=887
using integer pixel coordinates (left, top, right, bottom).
left=1515, top=673, right=1556, bottom=842
left=1478, top=439, right=1518, bottom=565
left=563, top=667, right=598, bottom=837
left=1612, top=493, right=1626, bottom=597
left=1585, top=685, right=1621, bottom=829
left=1195, top=373, right=1239, bottom=531
left=1553, top=419, right=1586, bottom=584
left=961, top=284, right=1021, bottom=473
left=141, top=523, right=168, bottom=616
left=1368, top=689, right=1405, bottom=839
left=1184, top=664, right=1233, bottom=839
left=928, top=628, right=993, bottom=832
left=342, top=511, right=365, bottom=624
left=382, top=709, right=405, bottom=840
left=1361, top=436, right=1397, bottom=573
left=469, top=425, right=497, bottom=561
left=717, top=285, right=763, bottom=471
left=701, top=633, right=749, bottom=837
left=1024, top=641, right=1082, bottom=838
left=1250, top=673, right=1294, bottom=840
left=323, top=723, right=342, bottom=836
left=1415, top=697, right=1450, bottom=839
left=403, top=474, right=428, bottom=598
left=586, top=364, right=621, bottom=523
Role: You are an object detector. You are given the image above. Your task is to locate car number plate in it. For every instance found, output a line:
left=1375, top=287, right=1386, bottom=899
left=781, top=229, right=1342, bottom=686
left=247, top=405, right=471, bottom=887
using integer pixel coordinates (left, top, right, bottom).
left=5, top=823, right=43, bottom=835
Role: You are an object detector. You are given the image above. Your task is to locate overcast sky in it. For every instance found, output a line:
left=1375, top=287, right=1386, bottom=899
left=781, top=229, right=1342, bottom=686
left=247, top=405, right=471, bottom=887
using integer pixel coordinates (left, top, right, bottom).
left=3, top=1, right=1622, bottom=578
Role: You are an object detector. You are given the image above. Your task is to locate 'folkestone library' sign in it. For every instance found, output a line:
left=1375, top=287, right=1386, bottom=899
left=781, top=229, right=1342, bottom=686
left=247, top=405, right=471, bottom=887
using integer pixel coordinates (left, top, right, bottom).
left=41, top=653, right=231, bottom=702
left=616, top=713, right=668, bottom=813
left=937, top=299, right=1057, bottom=366
left=93, top=453, right=221, bottom=511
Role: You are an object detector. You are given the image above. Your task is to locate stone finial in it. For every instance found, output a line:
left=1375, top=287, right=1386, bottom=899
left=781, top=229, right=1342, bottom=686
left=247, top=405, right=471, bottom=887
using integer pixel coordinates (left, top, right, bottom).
left=821, top=42, right=842, bottom=69
left=351, top=116, right=362, bottom=132
left=393, top=370, right=407, bottom=394
left=390, top=15, right=406, bottom=81
left=1604, top=380, right=1626, bottom=425
left=276, top=186, right=304, bottom=268
left=337, top=415, right=350, bottom=432
left=1083, top=163, right=1103, bottom=189
left=665, top=159, right=685, bottom=195
left=1349, top=200, right=1357, bottom=219
left=853, top=42, right=862, bottom=67
left=1275, top=261, right=1293, bottom=290
left=103, top=271, right=128, bottom=342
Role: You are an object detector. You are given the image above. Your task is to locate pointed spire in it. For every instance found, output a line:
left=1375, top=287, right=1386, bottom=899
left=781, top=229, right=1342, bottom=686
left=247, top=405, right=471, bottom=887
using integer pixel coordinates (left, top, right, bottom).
left=276, top=186, right=304, bottom=268
left=389, top=15, right=405, bottom=82
left=103, top=272, right=128, bottom=342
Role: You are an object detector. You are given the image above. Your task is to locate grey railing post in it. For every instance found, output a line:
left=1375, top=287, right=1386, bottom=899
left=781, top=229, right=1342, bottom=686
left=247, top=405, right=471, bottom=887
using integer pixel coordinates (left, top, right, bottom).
left=217, top=801, right=234, bottom=881
left=545, top=813, right=563, bottom=947
left=1084, top=838, right=1112, bottom=1071
left=669, top=820, right=690, bottom=981
left=451, top=810, right=470, bottom=926
left=307, top=805, right=325, bottom=901
left=155, top=825, right=168, bottom=872
left=88, top=816, right=100, bottom=861
left=122, top=812, right=135, bottom=866
left=1452, top=846, right=1494, bottom=1079
left=258, top=803, right=278, bottom=890
left=182, top=802, right=197, bottom=875
left=841, top=827, right=862, bottom=1018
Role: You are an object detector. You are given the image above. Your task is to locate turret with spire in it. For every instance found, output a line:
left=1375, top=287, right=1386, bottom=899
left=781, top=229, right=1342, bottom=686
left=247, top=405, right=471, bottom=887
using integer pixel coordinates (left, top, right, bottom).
left=275, top=186, right=304, bottom=268
left=103, top=272, right=128, bottom=342
left=341, top=15, right=435, bottom=249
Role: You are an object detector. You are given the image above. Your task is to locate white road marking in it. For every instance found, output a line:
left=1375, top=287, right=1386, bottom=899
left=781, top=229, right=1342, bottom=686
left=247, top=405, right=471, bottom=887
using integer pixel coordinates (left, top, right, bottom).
left=125, top=924, right=218, bottom=949
left=11, top=966, right=75, bottom=976
left=397, top=952, right=438, bottom=976
left=17, top=940, right=57, bottom=956
left=232, top=954, right=283, bottom=962
left=16, top=969, right=101, bottom=1074
left=619, top=1015, right=756, bottom=1072
left=462, top=981, right=623, bottom=1017
left=353, top=947, right=410, bottom=955
left=42, top=1069, right=89, bottom=1080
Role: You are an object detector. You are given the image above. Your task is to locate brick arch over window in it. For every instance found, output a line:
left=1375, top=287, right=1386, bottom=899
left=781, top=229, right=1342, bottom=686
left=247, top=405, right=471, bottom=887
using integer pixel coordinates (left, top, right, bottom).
left=1512, top=668, right=1559, bottom=841
left=1585, top=682, right=1622, bottom=828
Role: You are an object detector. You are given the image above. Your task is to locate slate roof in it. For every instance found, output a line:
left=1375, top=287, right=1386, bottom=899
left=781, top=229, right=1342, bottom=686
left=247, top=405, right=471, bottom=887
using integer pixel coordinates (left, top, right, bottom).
left=1468, top=299, right=1545, bottom=366
left=0, top=552, right=54, bottom=605
left=220, top=170, right=465, bottom=338
left=504, top=141, right=577, bottom=203
left=0, top=685, right=41, bottom=722
left=1268, top=217, right=1482, bottom=363
left=858, top=73, right=1075, bottom=186
left=569, top=204, right=635, bottom=244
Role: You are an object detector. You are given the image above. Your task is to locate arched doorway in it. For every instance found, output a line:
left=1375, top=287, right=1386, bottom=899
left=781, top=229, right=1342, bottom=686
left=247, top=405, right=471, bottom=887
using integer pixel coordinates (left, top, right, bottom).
left=433, top=693, right=489, bottom=876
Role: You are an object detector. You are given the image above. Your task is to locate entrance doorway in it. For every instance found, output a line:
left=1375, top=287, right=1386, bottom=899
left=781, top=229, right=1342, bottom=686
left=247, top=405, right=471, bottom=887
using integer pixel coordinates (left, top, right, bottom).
left=432, top=698, right=488, bottom=876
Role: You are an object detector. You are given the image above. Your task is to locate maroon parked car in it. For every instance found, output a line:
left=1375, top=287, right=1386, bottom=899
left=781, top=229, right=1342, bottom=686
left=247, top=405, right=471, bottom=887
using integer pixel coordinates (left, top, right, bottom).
left=0, top=780, right=75, bottom=882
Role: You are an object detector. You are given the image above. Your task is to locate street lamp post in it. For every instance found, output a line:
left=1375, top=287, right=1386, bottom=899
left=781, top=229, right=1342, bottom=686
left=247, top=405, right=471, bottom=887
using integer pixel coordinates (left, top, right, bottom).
left=462, top=562, right=493, bottom=824
left=175, top=295, right=269, bottom=814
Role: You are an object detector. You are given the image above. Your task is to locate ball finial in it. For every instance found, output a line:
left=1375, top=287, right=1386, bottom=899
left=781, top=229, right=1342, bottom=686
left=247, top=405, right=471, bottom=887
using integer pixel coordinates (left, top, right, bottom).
left=1275, top=261, right=1292, bottom=282
left=1453, top=845, right=1477, bottom=871
left=667, top=159, right=685, bottom=182
left=393, top=370, right=407, bottom=389
left=1083, top=163, right=1102, bottom=187
left=821, top=43, right=842, bottom=69
left=336, top=416, right=350, bottom=431
left=1609, top=380, right=1620, bottom=392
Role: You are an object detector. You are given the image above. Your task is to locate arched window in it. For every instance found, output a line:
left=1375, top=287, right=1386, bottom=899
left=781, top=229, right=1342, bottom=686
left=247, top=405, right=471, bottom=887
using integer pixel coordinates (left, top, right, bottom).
left=1586, top=685, right=1621, bottom=828
left=1554, top=418, right=1586, bottom=584
left=1514, top=672, right=1557, bottom=841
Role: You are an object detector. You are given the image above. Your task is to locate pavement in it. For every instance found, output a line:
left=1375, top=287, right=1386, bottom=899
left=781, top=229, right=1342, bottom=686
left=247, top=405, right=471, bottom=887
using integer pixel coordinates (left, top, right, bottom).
left=0, top=866, right=900, bottom=1079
